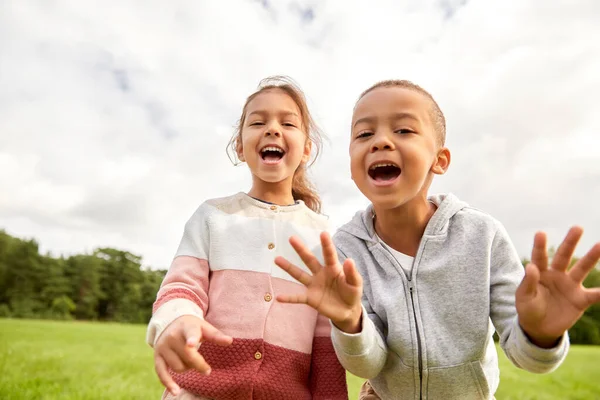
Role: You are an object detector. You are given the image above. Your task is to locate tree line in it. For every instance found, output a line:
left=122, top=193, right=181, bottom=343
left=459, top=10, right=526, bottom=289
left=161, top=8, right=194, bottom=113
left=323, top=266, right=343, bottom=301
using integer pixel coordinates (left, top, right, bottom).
left=1, top=229, right=599, bottom=344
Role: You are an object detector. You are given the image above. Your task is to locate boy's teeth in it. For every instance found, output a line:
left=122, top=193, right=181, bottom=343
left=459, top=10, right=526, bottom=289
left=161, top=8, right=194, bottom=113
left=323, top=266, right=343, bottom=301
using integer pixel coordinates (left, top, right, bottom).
left=370, top=163, right=396, bottom=170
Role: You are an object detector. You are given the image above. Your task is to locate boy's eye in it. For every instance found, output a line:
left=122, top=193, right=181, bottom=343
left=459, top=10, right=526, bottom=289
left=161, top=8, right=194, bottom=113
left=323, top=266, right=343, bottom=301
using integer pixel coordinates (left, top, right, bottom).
left=283, top=122, right=297, bottom=127
left=395, top=129, right=414, bottom=134
left=249, top=121, right=264, bottom=126
left=356, top=131, right=373, bottom=139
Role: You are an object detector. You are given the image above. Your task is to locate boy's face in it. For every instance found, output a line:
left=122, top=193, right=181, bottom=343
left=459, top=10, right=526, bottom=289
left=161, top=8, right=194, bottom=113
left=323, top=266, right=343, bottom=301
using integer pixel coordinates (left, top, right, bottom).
left=349, top=87, right=449, bottom=210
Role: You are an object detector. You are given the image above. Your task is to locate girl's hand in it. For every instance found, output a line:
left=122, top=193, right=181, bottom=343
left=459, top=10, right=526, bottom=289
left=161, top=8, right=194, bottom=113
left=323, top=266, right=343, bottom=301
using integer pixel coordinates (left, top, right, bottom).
left=154, top=315, right=233, bottom=395
left=516, top=226, right=600, bottom=347
left=275, top=232, right=364, bottom=333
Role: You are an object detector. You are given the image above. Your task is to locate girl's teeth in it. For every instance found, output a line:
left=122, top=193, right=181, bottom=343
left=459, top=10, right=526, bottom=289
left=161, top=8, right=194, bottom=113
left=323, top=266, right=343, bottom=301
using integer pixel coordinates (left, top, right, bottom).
left=262, top=146, right=283, bottom=153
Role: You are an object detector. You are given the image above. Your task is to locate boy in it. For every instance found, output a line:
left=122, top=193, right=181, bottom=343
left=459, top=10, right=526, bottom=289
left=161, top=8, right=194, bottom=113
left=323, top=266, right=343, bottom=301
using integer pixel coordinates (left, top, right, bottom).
left=275, top=80, right=600, bottom=399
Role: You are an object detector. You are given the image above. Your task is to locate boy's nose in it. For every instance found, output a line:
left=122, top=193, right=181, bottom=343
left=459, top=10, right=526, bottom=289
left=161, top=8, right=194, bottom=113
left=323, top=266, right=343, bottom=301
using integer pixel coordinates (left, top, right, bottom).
left=371, top=135, right=394, bottom=152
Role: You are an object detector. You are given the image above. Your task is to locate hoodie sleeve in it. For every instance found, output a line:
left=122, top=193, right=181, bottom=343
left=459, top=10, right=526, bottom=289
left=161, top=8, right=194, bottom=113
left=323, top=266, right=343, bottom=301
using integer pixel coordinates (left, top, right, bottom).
left=329, top=246, right=389, bottom=379
left=490, top=221, right=569, bottom=373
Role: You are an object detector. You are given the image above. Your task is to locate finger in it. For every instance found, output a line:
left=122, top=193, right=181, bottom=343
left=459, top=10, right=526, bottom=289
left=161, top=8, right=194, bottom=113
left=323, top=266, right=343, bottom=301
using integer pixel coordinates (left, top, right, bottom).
left=320, top=232, right=339, bottom=267
left=289, top=236, right=323, bottom=274
left=201, top=323, right=233, bottom=347
left=182, top=320, right=201, bottom=348
left=162, top=349, right=187, bottom=373
left=551, top=226, right=583, bottom=272
left=568, top=242, right=600, bottom=284
left=584, top=287, right=600, bottom=307
left=155, top=354, right=181, bottom=395
left=171, top=338, right=211, bottom=375
left=342, top=258, right=362, bottom=288
left=181, top=346, right=212, bottom=375
left=274, top=256, right=312, bottom=286
left=531, top=232, right=548, bottom=271
left=276, top=292, right=309, bottom=305
left=517, top=263, right=540, bottom=300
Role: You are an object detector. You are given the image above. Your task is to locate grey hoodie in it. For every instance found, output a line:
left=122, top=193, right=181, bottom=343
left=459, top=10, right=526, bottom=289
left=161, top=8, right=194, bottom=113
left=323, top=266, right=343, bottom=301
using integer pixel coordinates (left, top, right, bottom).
left=331, top=194, right=569, bottom=400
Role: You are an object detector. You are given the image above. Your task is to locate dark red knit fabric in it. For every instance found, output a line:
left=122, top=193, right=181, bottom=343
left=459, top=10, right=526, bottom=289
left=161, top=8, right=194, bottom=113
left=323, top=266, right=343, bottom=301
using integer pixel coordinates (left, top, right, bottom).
left=309, top=337, right=348, bottom=399
left=171, top=339, right=313, bottom=400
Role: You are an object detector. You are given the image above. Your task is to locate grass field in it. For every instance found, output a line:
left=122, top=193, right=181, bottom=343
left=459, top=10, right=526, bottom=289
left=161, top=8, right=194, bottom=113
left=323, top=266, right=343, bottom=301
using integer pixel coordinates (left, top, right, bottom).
left=1, top=319, right=598, bottom=399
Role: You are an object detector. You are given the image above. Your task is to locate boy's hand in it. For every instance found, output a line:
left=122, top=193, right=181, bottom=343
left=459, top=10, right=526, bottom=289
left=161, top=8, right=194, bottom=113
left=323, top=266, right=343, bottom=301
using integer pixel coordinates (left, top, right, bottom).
left=154, top=315, right=233, bottom=396
left=516, top=226, right=600, bottom=348
left=275, top=232, right=364, bottom=333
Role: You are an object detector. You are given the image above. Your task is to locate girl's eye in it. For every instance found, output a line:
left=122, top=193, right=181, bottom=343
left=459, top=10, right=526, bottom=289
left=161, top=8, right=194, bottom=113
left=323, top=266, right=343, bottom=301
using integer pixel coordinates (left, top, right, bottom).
left=395, top=129, right=414, bottom=134
left=356, top=131, right=373, bottom=139
left=283, top=122, right=296, bottom=127
left=249, top=122, right=264, bottom=126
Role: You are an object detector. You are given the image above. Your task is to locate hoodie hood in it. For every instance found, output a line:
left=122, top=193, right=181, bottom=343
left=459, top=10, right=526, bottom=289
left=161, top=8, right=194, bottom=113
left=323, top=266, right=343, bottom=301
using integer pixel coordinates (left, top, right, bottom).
left=338, top=193, right=469, bottom=243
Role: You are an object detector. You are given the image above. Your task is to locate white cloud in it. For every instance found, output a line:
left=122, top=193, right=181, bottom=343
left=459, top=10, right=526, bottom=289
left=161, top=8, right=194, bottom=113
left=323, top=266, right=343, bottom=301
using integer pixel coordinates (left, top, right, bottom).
left=1, top=0, right=599, bottom=268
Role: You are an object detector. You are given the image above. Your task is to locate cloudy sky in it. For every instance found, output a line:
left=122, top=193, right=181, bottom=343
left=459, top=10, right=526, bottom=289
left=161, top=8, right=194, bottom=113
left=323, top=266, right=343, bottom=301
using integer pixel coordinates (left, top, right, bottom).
left=1, top=0, right=599, bottom=269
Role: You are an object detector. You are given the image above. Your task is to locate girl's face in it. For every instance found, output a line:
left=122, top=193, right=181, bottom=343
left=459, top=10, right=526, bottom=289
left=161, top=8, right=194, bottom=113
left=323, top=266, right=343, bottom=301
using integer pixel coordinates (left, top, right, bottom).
left=238, top=89, right=311, bottom=188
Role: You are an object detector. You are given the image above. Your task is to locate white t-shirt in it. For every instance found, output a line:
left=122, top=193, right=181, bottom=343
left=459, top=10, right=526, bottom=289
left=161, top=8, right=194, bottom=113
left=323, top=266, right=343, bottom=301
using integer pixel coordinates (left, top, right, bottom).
left=376, top=235, right=415, bottom=277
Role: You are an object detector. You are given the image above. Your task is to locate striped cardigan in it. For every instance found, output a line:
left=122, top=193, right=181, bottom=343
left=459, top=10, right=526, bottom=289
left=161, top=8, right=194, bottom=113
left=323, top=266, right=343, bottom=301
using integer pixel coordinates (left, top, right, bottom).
left=147, top=192, right=348, bottom=400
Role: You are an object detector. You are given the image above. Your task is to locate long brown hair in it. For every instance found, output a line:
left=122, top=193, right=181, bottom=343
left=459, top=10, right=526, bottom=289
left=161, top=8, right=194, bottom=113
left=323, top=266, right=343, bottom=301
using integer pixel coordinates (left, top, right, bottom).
left=227, top=76, right=323, bottom=213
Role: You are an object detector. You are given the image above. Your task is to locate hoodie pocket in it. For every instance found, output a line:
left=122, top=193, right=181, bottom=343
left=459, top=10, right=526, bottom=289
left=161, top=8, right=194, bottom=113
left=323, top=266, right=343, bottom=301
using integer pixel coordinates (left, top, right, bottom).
left=371, top=353, right=417, bottom=400
left=426, top=361, right=489, bottom=400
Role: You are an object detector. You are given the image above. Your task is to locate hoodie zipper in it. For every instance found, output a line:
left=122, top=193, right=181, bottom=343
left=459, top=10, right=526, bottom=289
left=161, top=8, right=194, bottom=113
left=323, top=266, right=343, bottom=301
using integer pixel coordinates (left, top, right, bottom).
left=409, top=282, right=423, bottom=400
left=381, top=246, right=423, bottom=399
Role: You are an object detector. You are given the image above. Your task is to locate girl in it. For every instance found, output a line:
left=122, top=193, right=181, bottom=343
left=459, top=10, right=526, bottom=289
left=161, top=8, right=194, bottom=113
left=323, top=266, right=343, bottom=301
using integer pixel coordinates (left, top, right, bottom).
left=146, top=76, right=348, bottom=400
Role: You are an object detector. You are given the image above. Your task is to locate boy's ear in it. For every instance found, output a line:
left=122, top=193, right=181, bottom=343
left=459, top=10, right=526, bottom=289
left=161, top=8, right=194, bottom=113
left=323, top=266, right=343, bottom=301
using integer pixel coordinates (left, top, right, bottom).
left=432, top=147, right=451, bottom=175
left=302, top=139, right=312, bottom=163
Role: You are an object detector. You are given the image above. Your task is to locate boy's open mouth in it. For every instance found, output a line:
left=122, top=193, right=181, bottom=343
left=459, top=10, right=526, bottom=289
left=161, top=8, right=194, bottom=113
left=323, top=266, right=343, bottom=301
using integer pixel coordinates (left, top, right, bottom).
left=368, top=162, right=401, bottom=182
left=260, top=146, right=285, bottom=164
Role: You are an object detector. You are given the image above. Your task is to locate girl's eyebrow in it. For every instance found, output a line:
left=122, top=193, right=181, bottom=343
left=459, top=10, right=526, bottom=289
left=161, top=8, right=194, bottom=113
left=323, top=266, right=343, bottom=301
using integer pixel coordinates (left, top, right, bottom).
left=247, top=110, right=300, bottom=118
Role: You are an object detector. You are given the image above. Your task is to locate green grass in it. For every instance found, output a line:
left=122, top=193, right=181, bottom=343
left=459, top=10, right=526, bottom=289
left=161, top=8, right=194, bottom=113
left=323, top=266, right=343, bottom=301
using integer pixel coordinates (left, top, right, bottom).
left=0, top=319, right=160, bottom=400
left=1, top=319, right=599, bottom=399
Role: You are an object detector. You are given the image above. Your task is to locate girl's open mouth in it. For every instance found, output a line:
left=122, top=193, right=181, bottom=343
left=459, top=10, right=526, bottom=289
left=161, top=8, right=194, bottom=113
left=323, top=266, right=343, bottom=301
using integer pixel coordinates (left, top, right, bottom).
left=260, top=146, right=285, bottom=165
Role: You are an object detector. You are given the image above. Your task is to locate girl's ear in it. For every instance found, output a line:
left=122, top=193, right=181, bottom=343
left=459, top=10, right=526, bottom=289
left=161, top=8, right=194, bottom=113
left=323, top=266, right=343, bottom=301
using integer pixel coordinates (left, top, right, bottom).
left=302, top=139, right=312, bottom=163
left=236, top=137, right=245, bottom=162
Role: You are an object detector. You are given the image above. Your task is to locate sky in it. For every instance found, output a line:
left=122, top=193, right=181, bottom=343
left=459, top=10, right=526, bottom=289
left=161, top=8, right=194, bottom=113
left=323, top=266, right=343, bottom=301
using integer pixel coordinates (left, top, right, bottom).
left=1, top=0, right=599, bottom=269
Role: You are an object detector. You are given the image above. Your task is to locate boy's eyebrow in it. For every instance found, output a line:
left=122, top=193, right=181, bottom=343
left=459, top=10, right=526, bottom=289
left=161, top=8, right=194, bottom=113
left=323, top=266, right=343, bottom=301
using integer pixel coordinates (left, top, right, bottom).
left=352, top=113, right=419, bottom=128
left=390, top=112, right=420, bottom=123
left=352, top=116, right=376, bottom=128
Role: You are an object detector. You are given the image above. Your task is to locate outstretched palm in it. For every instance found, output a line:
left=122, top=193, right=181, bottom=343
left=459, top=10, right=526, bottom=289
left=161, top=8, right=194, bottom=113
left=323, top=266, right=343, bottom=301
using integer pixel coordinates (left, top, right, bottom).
left=275, top=232, right=363, bottom=332
left=516, top=226, right=600, bottom=346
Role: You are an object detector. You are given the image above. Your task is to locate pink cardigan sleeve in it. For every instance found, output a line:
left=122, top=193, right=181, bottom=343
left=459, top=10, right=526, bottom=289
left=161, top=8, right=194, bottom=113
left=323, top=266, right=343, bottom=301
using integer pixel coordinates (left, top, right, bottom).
left=146, top=205, right=211, bottom=347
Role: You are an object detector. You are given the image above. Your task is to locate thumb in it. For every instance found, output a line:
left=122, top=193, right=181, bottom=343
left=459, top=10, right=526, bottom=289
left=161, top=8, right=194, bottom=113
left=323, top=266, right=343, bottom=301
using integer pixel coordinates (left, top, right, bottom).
left=201, top=322, right=233, bottom=347
left=518, top=263, right=540, bottom=300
